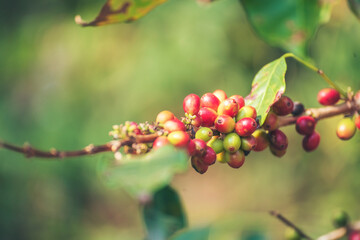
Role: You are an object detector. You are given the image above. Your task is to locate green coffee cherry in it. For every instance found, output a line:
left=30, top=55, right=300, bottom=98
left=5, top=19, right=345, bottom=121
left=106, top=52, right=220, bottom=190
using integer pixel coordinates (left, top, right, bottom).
left=207, top=136, right=224, bottom=154
left=223, top=133, right=241, bottom=153
left=195, top=127, right=213, bottom=142
left=236, top=106, right=257, bottom=121
left=284, top=227, right=301, bottom=240
left=216, top=151, right=226, bottom=163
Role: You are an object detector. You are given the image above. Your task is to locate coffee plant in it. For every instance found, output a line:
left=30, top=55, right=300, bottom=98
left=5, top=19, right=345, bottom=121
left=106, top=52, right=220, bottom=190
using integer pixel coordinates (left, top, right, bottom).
left=2, top=0, right=360, bottom=239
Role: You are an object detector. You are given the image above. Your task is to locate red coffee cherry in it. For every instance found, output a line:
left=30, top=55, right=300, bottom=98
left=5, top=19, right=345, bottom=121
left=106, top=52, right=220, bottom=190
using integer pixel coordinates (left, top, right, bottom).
left=240, top=135, right=257, bottom=151
left=225, top=150, right=245, bottom=169
left=202, top=146, right=217, bottom=165
left=213, top=89, right=227, bottom=102
left=302, top=131, right=320, bottom=152
left=336, top=118, right=356, bottom=140
left=269, top=145, right=286, bottom=158
left=252, top=129, right=269, bottom=152
left=296, top=116, right=316, bottom=135
left=153, top=136, right=170, bottom=150
left=191, top=155, right=208, bottom=174
left=235, top=117, right=257, bottom=137
left=317, top=88, right=340, bottom=106
left=272, top=96, right=294, bottom=116
left=156, top=110, right=175, bottom=124
left=167, top=131, right=190, bottom=147
left=355, top=115, right=360, bottom=130
left=215, top=114, right=235, bottom=133
left=198, top=107, right=218, bottom=127
left=183, top=94, right=200, bottom=115
left=192, top=139, right=207, bottom=156
left=187, top=140, right=197, bottom=156
left=236, top=106, right=257, bottom=121
left=263, top=112, right=279, bottom=131
left=268, top=129, right=288, bottom=151
left=200, top=93, right=221, bottom=111
left=217, top=98, right=239, bottom=117
left=164, top=119, right=186, bottom=132
left=229, top=95, right=245, bottom=109
left=349, top=231, right=360, bottom=240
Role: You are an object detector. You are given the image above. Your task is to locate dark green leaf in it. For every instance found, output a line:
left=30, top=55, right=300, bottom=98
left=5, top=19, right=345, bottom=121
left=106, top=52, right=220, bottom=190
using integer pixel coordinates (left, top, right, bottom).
left=143, top=186, right=187, bottom=240
left=75, top=0, right=168, bottom=27
left=240, top=0, right=334, bottom=57
left=170, top=226, right=210, bottom=240
left=103, top=145, right=189, bottom=197
left=245, top=56, right=287, bottom=125
left=348, top=0, right=360, bottom=19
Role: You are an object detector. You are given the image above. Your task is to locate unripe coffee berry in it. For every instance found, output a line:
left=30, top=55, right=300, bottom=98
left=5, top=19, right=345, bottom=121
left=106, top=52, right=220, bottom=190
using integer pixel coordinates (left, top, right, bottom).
left=241, top=135, right=257, bottom=151
left=272, top=96, right=294, bottom=116
left=207, top=136, right=224, bottom=154
left=195, top=127, right=213, bottom=142
left=225, top=150, right=245, bottom=169
left=270, top=144, right=286, bottom=158
left=202, top=146, right=217, bottom=165
left=216, top=151, right=226, bottom=163
left=164, top=119, right=186, bottom=132
left=183, top=94, right=200, bottom=115
left=284, top=227, right=301, bottom=240
left=215, top=114, right=235, bottom=133
left=252, top=129, right=269, bottom=152
left=200, top=93, right=220, bottom=111
left=235, top=117, right=257, bottom=137
left=223, top=133, right=241, bottom=153
left=153, top=136, right=170, bottom=150
left=268, top=129, right=288, bottom=150
left=217, top=98, right=239, bottom=117
left=302, top=131, right=320, bottom=152
left=291, top=101, right=305, bottom=116
left=191, top=114, right=202, bottom=127
left=336, top=118, right=356, bottom=140
left=167, top=131, right=190, bottom=147
left=229, top=95, right=245, bottom=109
left=236, top=106, right=257, bottom=121
left=198, top=107, right=218, bottom=127
left=295, top=116, right=316, bottom=135
left=213, top=89, right=227, bottom=102
left=192, top=139, right=207, bottom=156
left=156, top=110, right=175, bottom=125
left=263, top=112, right=279, bottom=131
left=191, top=155, right=208, bottom=174
left=317, top=88, right=340, bottom=106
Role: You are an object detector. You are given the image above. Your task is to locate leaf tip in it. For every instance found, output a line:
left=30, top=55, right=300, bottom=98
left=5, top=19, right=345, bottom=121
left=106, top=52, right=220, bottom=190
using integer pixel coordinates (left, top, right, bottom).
left=74, top=15, right=88, bottom=27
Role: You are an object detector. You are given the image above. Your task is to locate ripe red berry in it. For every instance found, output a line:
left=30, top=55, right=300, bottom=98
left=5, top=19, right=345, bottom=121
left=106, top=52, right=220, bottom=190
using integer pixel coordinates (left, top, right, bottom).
left=156, top=110, right=175, bottom=124
left=192, top=139, right=207, bottom=156
left=252, top=129, right=269, bottom=152
left=269, top=145, right=286, bottom=158
left=183, top=94, right=201, bottom=115
left=215, top=114, right=235, bottom=133
left=167, top=131, right=190, bottom=147
left=217, top=98, right=239, bottom=117
left=200, top=93, right=221, bottom=111
left=241, top=135, right=257, bottom=151
left=225, top=150, right=245, bottom=169
left=202, top=146, right=217, bottom=165
left=191, top=155, right=208, bottom=174
left=153, top=136, right=170, bottom=150
left=235, top=117, right=257, bottom=137
left=302, top=131, right=320, bottom=152
left=268, top=129, right=288, bottom=151
left=229, top=95, right=245, bottom=109
left=296, top=116, right=316, bottom=135
left=198, top=107, right=218, bottom=127
left=263, top=112, right=279, bottom=131
left=187, top=140, right=196, bottom=156
left=349, top=231, right=360, bottom=240
left=236, top=106, right=257, bottom=121
left=317, top=88, right=340, bottom=106
left=213, top=89, right=227, bottom=102
left=355, top=115, right=360, bottom=130
left=164, top=119, right=186, bottom=132
left=336, top=118, right=356, bottom=140
left=272, top=96, right=294, bottom=116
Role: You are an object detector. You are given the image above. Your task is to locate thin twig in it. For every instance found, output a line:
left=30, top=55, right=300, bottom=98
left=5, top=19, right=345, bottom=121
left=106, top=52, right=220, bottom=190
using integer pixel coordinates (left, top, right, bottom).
left=269, top=210, right=314, bottom=240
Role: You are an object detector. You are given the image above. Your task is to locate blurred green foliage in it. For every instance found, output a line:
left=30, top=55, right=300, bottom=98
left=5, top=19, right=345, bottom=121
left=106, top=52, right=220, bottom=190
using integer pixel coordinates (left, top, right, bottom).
left=1, top=0, right=360, bottom=239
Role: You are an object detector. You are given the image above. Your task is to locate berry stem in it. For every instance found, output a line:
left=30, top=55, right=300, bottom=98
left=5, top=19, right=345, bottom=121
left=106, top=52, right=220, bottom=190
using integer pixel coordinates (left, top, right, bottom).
left=282, top=53, right=347, bottom=98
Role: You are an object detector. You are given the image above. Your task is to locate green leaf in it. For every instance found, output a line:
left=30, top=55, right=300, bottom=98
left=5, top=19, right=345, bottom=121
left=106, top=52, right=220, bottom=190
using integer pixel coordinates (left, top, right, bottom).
left=143, top=186, right=187, bottom=240
left=171, top=226, right=210, bottom=240
left=348, top=0, right=360, bottom=19
left=104, top=145, right=189, bottom=197
left=75, top=0, right=168, bottom=27
left=240, top=0, right=334, bottom=58
left=245, top=56, right=287, bottom=125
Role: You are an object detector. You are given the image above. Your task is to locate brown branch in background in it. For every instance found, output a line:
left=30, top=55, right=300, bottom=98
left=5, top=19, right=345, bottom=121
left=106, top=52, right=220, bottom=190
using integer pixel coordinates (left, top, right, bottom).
left=269, top=211, right=314, bottom=240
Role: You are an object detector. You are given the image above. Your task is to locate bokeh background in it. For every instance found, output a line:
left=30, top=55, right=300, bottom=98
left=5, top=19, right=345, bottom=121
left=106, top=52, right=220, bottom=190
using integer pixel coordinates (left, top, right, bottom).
left=1, top=0, right=360, bottom=239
